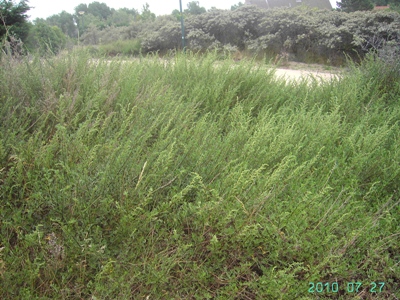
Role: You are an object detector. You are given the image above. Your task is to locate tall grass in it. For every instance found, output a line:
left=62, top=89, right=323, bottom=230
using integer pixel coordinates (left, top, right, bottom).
left=0, top=50, right=399, bottom=299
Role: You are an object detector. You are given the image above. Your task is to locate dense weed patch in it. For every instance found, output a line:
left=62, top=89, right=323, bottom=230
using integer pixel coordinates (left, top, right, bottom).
left=0, top=50, right=399, bottom=299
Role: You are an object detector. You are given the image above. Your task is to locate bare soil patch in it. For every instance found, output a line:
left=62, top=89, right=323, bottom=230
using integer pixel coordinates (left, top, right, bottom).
left=274, top=68, right=339, bottom=82
left=273, top=61, right=342, bottom=82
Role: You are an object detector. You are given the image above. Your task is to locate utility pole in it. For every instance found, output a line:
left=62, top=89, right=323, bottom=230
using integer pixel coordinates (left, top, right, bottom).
left=179, top=0, right=185, bottom=53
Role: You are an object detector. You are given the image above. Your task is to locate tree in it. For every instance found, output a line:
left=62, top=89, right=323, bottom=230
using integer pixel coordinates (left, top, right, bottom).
left=372, top=0, right=389, bottom=5
left=74, top=3, right=88, bottom=15
left=108, top=8, right=136, bottom=27
left=87, top=1, right=112, bottom=20
left=337, top=0, right=374, bottom=12
left=140, top=3, right=155, bottom=21
left=389, top=0, right=400, bottom=13
left=171, top=9, right=181, bottom=21
left=46, top=11, right=77, bottom=38
left=0, top=0, right=31, bottom=41
left=74, top=2, right=110, bottom=34
left=119, top=7, right=138, bottom=17
left=78, top=13, right=106, bottom=31
left=26, top=21, right=66, bottom=54
left=370, top=0, right=400, bottom=5
left=231, top=2, right=244, bottom=10
left=185, top=1, right=206, bottom=15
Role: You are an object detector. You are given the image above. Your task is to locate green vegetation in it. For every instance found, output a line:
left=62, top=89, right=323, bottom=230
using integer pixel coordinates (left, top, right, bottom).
left=73, top=6, right=400, bottom=65
left=337, top=0, right=375, bottom=12
left=2, top=1, right=399, bottom=65
left=0, top=49, right=399, bottom=298
left=95, top=39, right=141, bottom=56
left=25, top=21, right=67, bottom=55
left=231, top=2, right=245, bottom=11
left=0, top=0, right=31, bottom=56
left=0, top=0, right=30, bottom=41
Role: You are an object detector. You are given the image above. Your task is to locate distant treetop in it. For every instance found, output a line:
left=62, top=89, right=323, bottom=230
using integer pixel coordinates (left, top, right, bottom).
left=245, top=0, right=332, bottom=10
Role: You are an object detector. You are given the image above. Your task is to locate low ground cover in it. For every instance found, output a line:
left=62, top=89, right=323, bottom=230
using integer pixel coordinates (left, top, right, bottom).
left=0, top=50, right=399, bottom=299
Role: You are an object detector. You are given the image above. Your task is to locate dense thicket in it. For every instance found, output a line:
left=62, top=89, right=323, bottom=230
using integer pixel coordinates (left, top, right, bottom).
left=81, top=6, right=400, bottom=64
left=10, top=0, right=397, bottom=64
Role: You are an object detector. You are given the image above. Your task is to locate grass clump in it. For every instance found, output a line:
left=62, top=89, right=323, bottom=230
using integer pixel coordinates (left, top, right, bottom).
left=0, top=50, right=399, bottom=299
left=95, top=39, right=141, bottom=57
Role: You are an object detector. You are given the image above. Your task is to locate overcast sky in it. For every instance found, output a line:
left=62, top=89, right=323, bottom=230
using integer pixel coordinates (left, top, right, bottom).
left=27, top=0, right=338, bottom=21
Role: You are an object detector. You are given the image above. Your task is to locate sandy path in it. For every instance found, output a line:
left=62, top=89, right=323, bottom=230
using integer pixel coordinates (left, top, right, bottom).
left=274, top=68, right=339, bottom=82
left=91, top=58, right=341, bottom=82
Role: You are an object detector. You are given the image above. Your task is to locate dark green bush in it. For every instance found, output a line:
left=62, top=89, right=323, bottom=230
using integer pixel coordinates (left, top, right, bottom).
left=25, top=22, right=67, bottom=55
left=97, top=39, right=141, bottom=56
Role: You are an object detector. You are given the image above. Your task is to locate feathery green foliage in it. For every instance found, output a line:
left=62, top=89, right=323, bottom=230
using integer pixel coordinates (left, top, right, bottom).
left=0, top=50, right=399, bottom=298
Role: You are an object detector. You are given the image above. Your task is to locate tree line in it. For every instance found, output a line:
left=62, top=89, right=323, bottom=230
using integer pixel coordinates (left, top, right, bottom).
left=1, top=0, right=399, bottom=64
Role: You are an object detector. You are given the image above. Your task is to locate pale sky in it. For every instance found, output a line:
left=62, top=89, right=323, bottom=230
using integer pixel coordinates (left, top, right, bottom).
left=27, top=0, right=338, bottom=21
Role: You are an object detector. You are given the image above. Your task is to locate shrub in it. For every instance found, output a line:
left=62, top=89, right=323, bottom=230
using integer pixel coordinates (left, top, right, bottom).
left=0, top=49, right=399, bottom=299
left=139, top=17, right=182, bottom=52
left=97, top=39, right=141, bottom=56
left=25, top=22, right=67, bottom=55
